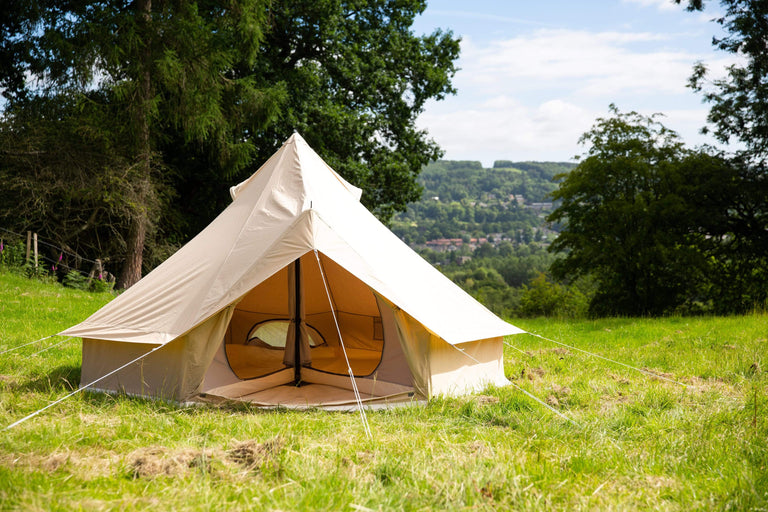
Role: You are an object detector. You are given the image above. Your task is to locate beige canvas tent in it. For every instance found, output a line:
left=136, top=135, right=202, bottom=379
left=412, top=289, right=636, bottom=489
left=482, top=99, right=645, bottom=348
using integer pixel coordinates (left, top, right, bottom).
left=60, top=133, right=523, bottom=408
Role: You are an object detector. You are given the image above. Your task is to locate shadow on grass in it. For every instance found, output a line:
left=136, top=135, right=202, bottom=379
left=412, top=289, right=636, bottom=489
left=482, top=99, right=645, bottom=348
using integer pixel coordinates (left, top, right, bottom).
left=14, top=364, right=81, bottom=393
left=76, top=387, right=302, bottom=417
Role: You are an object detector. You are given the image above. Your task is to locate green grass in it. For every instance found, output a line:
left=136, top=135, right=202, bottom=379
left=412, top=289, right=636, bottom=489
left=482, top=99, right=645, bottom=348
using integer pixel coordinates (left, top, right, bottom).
left=1, top=269, right=766, bottom=510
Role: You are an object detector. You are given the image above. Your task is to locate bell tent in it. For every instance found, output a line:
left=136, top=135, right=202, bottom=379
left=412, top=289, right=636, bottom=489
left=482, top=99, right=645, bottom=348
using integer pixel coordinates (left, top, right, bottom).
left=61, top=133, right=523, bottom=408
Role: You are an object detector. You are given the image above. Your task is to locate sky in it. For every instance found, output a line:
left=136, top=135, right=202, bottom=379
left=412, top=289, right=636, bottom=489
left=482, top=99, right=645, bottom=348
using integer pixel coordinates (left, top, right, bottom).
left=411, top=0, right=737, bottom=166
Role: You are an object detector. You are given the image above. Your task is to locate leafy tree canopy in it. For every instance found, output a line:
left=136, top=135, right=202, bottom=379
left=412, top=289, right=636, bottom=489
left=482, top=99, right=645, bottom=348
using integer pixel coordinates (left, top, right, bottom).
left=245, top=0, right=460, bottom=222
left=0, top=0, right=460, bottom=286
left=678, top=0, right=768, bottom=164
left=547, top=106, right=713, bottom=316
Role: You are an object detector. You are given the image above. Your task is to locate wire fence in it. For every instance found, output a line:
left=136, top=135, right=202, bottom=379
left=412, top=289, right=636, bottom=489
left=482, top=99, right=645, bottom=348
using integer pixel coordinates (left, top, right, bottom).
left=0, top=226, right=114, bottom=284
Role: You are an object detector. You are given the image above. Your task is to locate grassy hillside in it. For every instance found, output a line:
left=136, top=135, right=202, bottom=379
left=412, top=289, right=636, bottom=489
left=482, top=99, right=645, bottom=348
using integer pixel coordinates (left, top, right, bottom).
left=0, top=271, right=766, bottom=510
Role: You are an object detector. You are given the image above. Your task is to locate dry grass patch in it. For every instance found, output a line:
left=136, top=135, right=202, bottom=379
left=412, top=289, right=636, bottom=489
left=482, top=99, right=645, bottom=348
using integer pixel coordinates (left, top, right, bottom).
left=227, top=436, right=284, bottom=472
left=521, top=366, right=546, bottom=380
left=0, top=449, right=119, bottom=479
left=473, top=395, right=499, bottom=405
left=128, top=446, right=212, bottom=478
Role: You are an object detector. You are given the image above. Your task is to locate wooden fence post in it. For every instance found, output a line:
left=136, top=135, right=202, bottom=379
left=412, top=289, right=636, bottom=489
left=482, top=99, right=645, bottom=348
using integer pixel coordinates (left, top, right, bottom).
left=33, top=233, right=38, bottom=269
left=88, top=258, right=104, bottom=283
left=26, top=231, right=31, bottom=264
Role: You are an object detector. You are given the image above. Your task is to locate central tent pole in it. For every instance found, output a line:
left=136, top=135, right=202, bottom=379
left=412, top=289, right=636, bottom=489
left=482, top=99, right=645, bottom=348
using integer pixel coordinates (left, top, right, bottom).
left=293, top=257, right=302, bottom=386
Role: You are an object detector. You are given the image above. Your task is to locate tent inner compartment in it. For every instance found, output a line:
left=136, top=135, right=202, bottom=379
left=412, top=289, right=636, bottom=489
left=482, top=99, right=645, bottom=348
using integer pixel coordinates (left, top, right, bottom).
left=224, top=252, right=386, bottom=381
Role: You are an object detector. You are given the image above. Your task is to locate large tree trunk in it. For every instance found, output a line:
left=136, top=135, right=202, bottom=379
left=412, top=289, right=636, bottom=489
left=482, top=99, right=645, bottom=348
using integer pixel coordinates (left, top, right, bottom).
left=118, top=206, right=147, bottom=289
left=118, top=0, right=152, bottom=289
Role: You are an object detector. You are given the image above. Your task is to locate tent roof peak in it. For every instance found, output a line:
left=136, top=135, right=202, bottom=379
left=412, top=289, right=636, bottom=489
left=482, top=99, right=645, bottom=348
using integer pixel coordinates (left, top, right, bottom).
left=229, top=132, right=363, bottom=203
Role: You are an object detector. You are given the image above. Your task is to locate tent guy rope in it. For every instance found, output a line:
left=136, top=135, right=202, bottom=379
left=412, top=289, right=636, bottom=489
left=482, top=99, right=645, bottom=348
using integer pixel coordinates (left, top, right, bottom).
left=29, top=336, right=74, bottom=357
left=524, top=331, right=689, bottom=388
left=3, top=344, right=163, bottom=431
left=313, top=249, right=372, bottom=439
left=503, top=342, right=529, bottom=355
left=0, top=334, right=60, bottom=356
left=445, top=341, right=581, bottom=427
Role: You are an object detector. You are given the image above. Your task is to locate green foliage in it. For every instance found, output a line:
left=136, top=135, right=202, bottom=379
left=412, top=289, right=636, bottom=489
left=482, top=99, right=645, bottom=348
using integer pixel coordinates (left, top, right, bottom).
left=682, top=0, right=768, bottom=164
left=0, top=1, right=461, bottom=281
left=61, top=270, right=112, bottom=293
left=0, top=240, right=27, bottom=270
left=419, top=159, right=573, bottom=203
left=676, top=0, right=768, bottom=313
left=1, top=273, right=766, bottom=510
left=549, top=105, right=768, bottom=315
left=62, top=270, right=90, bottom=291
left=518, top=273, right=591, bottom=318
left=0, top=0, right=283, bottom=286
left=244, top=0, right=461, bottom=223
left=391, top=160, right=572, bottom=245
left=389, top=159, right=586, bottom=317
left=418, top=243, right=588, bottom=318
left=549, top=106, right=721, bottom=315
left=0, top=95, right=145, bottom=271
left=89, top=277, right=115, bottom=294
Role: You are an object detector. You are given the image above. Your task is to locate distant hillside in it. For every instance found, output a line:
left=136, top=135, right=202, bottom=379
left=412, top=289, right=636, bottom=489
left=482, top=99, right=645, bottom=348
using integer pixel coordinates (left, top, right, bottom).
left=416, top=160, right=574, bottom=203
left=391, top=160, right=575, bottom=246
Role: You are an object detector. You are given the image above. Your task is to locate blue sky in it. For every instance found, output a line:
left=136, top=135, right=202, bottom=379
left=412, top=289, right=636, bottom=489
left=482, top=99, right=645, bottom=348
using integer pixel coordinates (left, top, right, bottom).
left=412, top=0, right=735, bottom=165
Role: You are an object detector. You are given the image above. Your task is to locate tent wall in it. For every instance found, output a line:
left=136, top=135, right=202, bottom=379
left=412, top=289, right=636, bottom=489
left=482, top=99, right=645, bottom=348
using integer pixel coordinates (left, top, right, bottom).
left=429, top=337, right=509, bottom=396
left=371, top=295, right=413, bottom=388
left=388, top=307, right=510, bottom=398
left=390, top=308, right=432, bottom=398
left=80, top=307, right=234, bottom=401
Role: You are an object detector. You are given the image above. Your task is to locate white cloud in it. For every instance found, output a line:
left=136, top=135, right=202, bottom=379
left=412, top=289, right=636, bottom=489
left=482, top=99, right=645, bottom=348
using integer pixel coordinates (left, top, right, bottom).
left=418, top=26, right=738, bottom=164
left=418, top=97, right=594, bottom=165
left=457, top=30, right=707, bottom=97
left=622, top=0, right=679, bottom=11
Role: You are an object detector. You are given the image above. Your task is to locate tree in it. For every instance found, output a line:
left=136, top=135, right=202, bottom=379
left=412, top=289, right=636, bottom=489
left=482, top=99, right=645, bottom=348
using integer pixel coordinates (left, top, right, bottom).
left=675, top=0, right=768, bottom=312
left=678, top=0, right=768, bottom=164
left=674, top=152, right=768, bottom=312
left=0, top=94, right=138, bottom=268
left=244, top=0, right=460, bottom=222
left=547, top=107, right=710, bottom=316
left=0, top=0, right=281, bottom=288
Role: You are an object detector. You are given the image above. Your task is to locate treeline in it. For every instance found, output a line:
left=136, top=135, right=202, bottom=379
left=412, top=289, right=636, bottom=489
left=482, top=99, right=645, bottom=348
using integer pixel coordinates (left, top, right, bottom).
left=548, top=107, right=768, bottom=316
left=416, top=242, right=589, bottom=318
left=0, top=0, right=460, bottom=288
left=541, top=0, right=768, bottom=316
left=416, top=160, right=571, bottom=203
left=386, top=158, right=580, bottom=317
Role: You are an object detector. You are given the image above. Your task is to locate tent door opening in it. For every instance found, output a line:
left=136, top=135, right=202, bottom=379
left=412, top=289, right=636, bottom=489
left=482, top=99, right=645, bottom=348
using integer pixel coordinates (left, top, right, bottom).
left=205, top=251, right=415, bottom=407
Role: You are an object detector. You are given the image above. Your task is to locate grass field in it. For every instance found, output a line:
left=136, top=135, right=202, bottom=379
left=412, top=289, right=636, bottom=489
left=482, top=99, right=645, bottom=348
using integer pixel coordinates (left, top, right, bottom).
left=0, top=269, right=766, bottom=511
